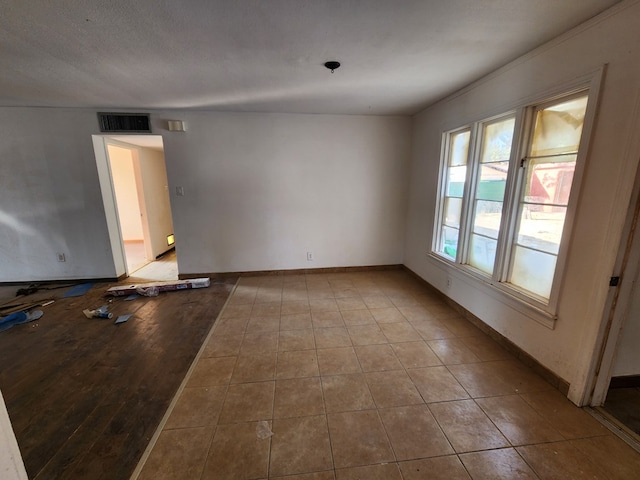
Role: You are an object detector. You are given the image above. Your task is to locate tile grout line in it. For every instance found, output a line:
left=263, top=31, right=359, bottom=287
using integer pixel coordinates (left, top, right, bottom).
left=266, top=281, right=284, bottom=478
left=129, top=278, right=241, bottom=480
left=375, top=287, right=460, bottom=473
left=309, top=273, right=339, bottom=477
left=194, top=272, right=593, bottom=477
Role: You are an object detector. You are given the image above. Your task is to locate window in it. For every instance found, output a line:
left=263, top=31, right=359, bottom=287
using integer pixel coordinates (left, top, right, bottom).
left=468, top=116, right=515, bottom=274
left=438, top=128, right=470, bottom=260
left=433, top=92, right=590, bottom=309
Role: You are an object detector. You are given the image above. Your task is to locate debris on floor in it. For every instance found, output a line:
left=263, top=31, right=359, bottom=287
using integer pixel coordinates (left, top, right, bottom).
left=106, top=278, right=210, bottom=297
left=136, top=286, right=159, bottom=297
left=256, top=421, right=274, bottom=440
left=15, top=284, right=40, bottom=296
left=83, top=305, right=113, bottom=319
left=15, top=283, right=76, bottom=297
left=114, top=314, right=132, bottom=325
left=0, top=310, right=44, bottom=332
left=0, top=299, right=54, bottom=316
left=62, top=283, right=95, bottom=298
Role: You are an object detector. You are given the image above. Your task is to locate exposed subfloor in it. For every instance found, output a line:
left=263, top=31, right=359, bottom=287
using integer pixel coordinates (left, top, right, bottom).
left=0, top=273, right=236, bottom=479
left=134, top=270, right=640, bottom=479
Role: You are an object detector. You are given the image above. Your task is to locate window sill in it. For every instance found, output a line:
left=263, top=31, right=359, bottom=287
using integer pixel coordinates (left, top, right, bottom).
left=427, top=253, right=557, bottom=330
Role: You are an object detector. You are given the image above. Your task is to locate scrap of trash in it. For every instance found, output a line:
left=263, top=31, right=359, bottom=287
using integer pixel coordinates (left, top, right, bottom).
left=82, top=303, right=132, bottom=325
left=106, top=278, right=210, bottom=297
left=256, top=421, right=274, bottom=440
left=83, top=305, right=113, bottom=319
left=0, top=295, right=55, bottom=333
left=0, top=309, right=44, bottom=332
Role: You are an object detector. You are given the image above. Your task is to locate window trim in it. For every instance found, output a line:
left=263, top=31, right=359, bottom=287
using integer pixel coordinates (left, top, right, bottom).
left=430, top=67, right=605, bottom=327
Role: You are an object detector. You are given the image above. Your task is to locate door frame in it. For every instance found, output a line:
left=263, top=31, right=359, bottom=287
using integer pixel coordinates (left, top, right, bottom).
left=588, top=167, right=640, bottom=405
left=92, top=134, right=169, bottom=278
left=586, top=91, right=640, bottom=406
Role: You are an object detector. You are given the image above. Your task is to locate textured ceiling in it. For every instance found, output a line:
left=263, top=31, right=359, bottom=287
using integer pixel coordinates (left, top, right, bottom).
left=0, top=0, right=621, bottom=115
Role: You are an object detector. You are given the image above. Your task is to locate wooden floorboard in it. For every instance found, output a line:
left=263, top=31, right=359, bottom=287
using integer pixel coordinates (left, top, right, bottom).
left=0, top=277, right=236, bottom=479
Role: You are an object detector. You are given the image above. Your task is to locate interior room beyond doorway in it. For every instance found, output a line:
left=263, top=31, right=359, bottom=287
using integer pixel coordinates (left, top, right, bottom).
left=104, top=135, right=176, bottom=278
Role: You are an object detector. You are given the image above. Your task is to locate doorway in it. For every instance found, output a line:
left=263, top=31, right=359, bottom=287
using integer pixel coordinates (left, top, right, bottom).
left=594, top=237, right=640, bottom=441
left=107, top=143, right=150, bottom=274
left=587, top=151, right=640, bottom=445
left=93, top=135, right=177, bottom=280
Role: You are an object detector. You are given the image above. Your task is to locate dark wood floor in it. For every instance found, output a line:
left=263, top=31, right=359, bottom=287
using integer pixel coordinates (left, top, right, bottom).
left=0, top=278, right=236, bottom=480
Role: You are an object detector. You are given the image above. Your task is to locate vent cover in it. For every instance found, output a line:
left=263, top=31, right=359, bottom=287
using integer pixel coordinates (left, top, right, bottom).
left=97, top=113, right=151, bottom=133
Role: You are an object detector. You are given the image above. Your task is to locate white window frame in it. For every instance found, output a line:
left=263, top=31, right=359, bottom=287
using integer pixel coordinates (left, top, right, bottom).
left=434, top=125, right=474, bottom=264
left=465, top=113, right=520, bottom=277
left=431, top=70, right=604, bottom=328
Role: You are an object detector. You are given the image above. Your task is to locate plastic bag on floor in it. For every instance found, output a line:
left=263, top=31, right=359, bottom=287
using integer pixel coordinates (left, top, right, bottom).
left=256, top=421, right=273, bottom=440
left=136, top=286, right=159, bottom=297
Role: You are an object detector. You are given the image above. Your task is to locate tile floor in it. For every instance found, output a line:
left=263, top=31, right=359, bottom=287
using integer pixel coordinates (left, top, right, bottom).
left=127, top=249, right=178, bottom=282
left=134, top=270, right=640, bottom=479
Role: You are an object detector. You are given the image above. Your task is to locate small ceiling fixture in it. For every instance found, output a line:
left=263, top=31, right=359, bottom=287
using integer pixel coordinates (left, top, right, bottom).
left=324, top=61, right=341, bottom=73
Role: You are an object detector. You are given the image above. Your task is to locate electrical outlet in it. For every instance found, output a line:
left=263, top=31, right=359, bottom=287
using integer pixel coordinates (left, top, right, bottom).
left=446, top=277, right=451, bottom=289
left=307, top=251, right=314, bottom=261
left=57, top=253, right=66, bottom=262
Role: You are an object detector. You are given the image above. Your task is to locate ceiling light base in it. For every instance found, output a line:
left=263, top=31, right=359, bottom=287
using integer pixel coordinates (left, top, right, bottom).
left=324, top=61, right=341, bottom=73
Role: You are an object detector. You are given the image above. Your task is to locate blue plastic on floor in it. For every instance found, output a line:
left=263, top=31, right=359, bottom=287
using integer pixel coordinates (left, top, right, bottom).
left=0, top=310, right=43, bottom=332
left=115, top=314, right=132, bottom=325
left=62, top=283, right=95, bottom=298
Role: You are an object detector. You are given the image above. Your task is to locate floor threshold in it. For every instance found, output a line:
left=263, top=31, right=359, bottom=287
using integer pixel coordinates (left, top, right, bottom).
left=588, top=406, right=640, bottom=453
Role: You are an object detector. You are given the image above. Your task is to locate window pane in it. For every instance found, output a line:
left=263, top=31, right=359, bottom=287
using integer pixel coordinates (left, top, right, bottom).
left=466, top=118, right=514, bottom=277
left=450, top=131, right=470, bottom=167
left=508, top=95, right=588, bottom=301
left=437, top=129, right=470, bottom=262
left=516, top=206, right=566, bottom=254
left=447, top=165, right=467, bottom=197
left=524, top=157, right=575, bottom=206
left=444, top=197, right=463, bottom=228
left=473, top=200, right=502, bottom=239
left=530, top=96, right=588, bottom=156
left=482, top=118, right=515, bottom=163
left=477, top=162, right=508, bottom=201
left=469, top=234, right=497, bottom=275
left=440, top=226, right=459, bottom=259
left=510, top=246, right=557, bottom=299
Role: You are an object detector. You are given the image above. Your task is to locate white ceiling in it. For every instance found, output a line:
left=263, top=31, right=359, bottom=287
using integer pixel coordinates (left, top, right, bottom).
left=1, top=0, right=621, bottom=115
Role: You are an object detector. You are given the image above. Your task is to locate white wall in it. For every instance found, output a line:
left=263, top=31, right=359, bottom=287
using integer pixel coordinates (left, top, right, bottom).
left=162, top=112, right=411, bottom=274
left=108, top=144, right=144, bottom=241
left=405, top=0, right=640, bottom=404
left=0, top=109, right=410, bottom=282
left=0, top=109, right=117, bottom=282
left=137, top=147, right=174, bottom=259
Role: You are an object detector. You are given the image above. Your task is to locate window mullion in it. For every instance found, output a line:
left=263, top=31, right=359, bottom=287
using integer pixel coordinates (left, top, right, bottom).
left=458, top=123, right=480, bottom=265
